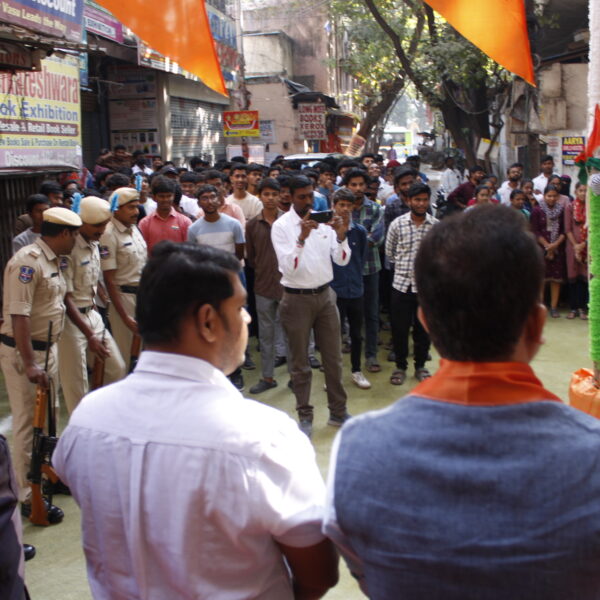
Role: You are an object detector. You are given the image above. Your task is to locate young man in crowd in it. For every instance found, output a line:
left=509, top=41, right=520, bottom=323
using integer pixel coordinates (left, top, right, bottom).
left=138, top=176, right=191, bottom=254
left=343, top=168, right=384, bottom=374
left=498, top=163, right=523, bottom=205
left=14, top=181, right=63, bottom=235
left=12, top=195, right=49, bottom=254
left=330, top=189, right=370, bottom=389
left=384, top=167, right=417, bottom=230
left=271, top=175, right=351, bottom=439
left=226, top=163, right=263, bottom=222
left=246, top=163, right=264, bottom=197
left=188, top=184, right=246, bottom=390
left=246, top=179, right=287, bottom=394
left=324, top=205, right=600, bottom=599
left=447, top=165, right=485, bottom=213
left=533, top=154, right=556, bottom=195
left=315, top=161, right=339, bottom=206
left=55, top=242, right=339, bottom=599
left=385, top=183, right=438, bottom=385
left=179, top=171, right=201, bottom=218
left=439, top=156, right=463, bottom=196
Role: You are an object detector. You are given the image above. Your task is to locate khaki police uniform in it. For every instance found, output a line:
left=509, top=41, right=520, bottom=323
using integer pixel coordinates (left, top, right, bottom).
left=0, top=238, right=66, bottom=502
left=99, top=217, right=146, bottom=370
left=58, top=233, right=126, bottom=413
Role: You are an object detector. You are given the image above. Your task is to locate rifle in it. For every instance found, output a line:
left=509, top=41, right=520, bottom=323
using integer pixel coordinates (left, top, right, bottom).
left=129, top=333, right=141, bottom=374
left=28, top=321, right=59, bottom=526
left=90, top=327, right=107, bottom=390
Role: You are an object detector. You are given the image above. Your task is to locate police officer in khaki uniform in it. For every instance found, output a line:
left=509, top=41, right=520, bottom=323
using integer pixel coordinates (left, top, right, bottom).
left=58, top=197, right=126, bottom=414
left=0, top=207, right=81, bottom=522
left=99, top=187, right=147, bottom=370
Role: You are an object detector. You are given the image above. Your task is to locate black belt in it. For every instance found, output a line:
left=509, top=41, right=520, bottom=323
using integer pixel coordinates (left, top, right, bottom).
left=120, top=285, right=138, bottom=294
left=78, top=306, right=94, bottom=314
left=283, top=284, right=329, bottom=295
left=1, top=334, right=51, bottom=352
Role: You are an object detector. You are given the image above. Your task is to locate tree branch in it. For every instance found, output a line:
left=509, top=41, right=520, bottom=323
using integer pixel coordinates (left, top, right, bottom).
left=423, top=2, right=437, bottom=42
left=362, top=0, right=429, bottom=98
left=409, top=10, right=425, bottom=55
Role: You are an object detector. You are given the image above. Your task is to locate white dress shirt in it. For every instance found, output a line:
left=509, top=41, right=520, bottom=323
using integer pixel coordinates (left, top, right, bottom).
left=440, top=167, right=463, bottom=194
left=54, top=351, right=326, bottom=600
left=271, top=207, right=351, bottom=289
left=532, top=173, right=550, bottom=194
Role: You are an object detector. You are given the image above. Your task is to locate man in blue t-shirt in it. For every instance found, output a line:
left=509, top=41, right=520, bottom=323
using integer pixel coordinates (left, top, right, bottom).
left=325, top=205, right=600, bottom=599
left=188, top=184, right=245, bottom=261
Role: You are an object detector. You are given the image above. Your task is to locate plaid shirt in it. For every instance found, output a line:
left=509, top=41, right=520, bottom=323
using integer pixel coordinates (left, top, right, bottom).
left=385, top=212, right=438, bottom=292
left=352, top=199, right=384, bottom=275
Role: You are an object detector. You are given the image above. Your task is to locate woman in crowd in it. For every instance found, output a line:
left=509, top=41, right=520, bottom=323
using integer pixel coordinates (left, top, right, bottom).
left=509, top=189, right=531, bottom=220
left=466, top=184, right=492, bottom=208
left=531, top=184, right=566, bottom=318
left=564, top=182, right=588, bottom=319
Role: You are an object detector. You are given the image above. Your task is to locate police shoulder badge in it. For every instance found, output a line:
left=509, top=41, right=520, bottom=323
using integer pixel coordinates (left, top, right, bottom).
left=18, top=266, right=34, bottom=284
left=99, top=246, right=109, bottom=259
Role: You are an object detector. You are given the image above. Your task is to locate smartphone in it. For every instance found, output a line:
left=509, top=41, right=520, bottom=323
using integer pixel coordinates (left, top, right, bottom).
left=309, top=210, right=333, bottom=223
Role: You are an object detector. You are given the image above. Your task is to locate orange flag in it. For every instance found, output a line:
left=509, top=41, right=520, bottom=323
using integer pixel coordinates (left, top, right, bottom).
left=96, top=0, right=227, bottom=96
left=424, top=0, right=535, bottom=86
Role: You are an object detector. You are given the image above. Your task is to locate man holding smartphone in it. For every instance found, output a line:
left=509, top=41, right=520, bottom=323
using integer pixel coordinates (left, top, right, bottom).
left=272, top=176, right=352, bottom=439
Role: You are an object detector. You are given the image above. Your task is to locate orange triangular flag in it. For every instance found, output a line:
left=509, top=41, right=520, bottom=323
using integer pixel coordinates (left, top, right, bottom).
left=424, top=0, right=535, bottom=86
left=96, top=0, right=227, bottom=96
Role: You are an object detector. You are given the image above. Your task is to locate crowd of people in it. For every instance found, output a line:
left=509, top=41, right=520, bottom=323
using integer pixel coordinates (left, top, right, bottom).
left=0, top=144, right=593, bottom=599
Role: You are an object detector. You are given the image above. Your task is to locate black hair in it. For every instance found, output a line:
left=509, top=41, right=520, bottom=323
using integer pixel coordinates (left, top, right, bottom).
left=179, top=172, right=199, bottom=184
left=258, top=178, right=281, bottom=194
left=203, top=170, right=224, bottom=182
left=509, top=188, right=526, bottom=200
left=393, top=167, right=417, bottom=188
left=543, top=184, right=561, bottom=196
left=230, top=156, right=247, bottom=165
left=41, top=221, right=79, bottom=237
left=173, top=185, right=182, bottom=207
left=342, top=167, right=369, bottom=187
left=289, top=175, right=313, bottom=195
left=26, top=194, right=50, bottom=213
left=468, top=165, right=485, bottom=175
left=230, top=163, right=247, bottom=174
left=474, top=184, right=490, bottom=197
left=508, top=162, right=523, bottom=172
left=407, top=182, right=431, bottom=198
left=276, top=174, right=292, bottom=188
left=541, top=154, right=554, bottom=164
left=137, top=242, right=241, bottom=345
left=197, top=184, right=218, bottom=198
left=303, top=169, right=319, bottom=181
left=247, top=163, right=264, bottom=174
left=361, top=153, right=376, bottom=160
left=106, top=173, right=130, bottom=191
left=189, top=156, right=203, bottom=170
left=214, top=160, right=231, bottom=171
left=267, top=167, right=281, bottom=176
left=337, top=159, right=361, bottom=174
left=151, top=175, right=176, bottom=195
left=113, top=144, right=126, bottom=152
left=39, top=180, right=62, bottom=195
left=132, top=150, right=145, bottom=158
left=315, top=161, right=335, bottom=174
left=332, top=188, right=356, bottom=204
left=415, top=205, right=543, bottom=361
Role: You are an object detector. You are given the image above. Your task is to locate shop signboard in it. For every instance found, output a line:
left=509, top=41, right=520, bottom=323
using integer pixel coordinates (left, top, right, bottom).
left=562, top=135, right=585, bottom=166
left=298, top=103, right=326, bottom=141
left=0, top=54, right=82, bottom=169
left=223, top=111, right=260, bottom=137
left=84, top=3, right=123, bottom=43
left=0, top=0, right=84, bottom=42
left=259, top=120, right=276, bottom=144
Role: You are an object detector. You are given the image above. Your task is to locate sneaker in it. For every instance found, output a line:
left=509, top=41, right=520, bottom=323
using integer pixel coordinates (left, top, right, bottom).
left=309, top=355, right=321, bottom=369
left=415, top=368, right=432, bottom=382
left=229, top=372, right=244, bottom=391
left=327, top=413, right=352, bottom=427
left=249, top=379, right=278, bottom=394
left=351, top=371, right=371, bottom=389
left=242, top=356, right=256, bottom=370
left=274, top=355, right=287, bottom=367
left=299, top=419, right=313, bottom=439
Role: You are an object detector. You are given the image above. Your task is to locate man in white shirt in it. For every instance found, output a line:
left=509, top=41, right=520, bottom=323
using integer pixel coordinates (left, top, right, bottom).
left=131, top=150, right=153, bottom=176
left=226, top=163, right=263, bottom=222
left=54, top=241, right=339, bottom=600
left=498, top=163, right=523, bottom=205
left=532, top=154, right=556, bottom=195
left=271, top=175, right=352, bottom=439
left=439, top=156, right=463, bottom=195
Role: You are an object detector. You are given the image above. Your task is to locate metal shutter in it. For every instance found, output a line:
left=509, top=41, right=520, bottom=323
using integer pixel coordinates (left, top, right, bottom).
left=170, top=97, right=225, bottom=165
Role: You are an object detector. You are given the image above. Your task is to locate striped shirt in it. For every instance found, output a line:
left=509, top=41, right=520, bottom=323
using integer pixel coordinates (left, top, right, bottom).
left=385, top=212, right=438, bottom=293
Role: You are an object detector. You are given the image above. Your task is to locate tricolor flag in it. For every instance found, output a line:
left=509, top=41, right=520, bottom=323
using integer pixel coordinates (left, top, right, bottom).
left=424, top=0, right=535, bottom=86
left=96, top=0, right=227, bottom=96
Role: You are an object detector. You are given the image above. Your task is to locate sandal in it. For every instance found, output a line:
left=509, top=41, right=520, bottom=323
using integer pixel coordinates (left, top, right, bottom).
left=390, top=369, right=406, bottom=385
left=580, top=310, right=589, bottom=320
left=550, top=308, right=560, bottom=318
left=566, top=310, right=577, bottom=320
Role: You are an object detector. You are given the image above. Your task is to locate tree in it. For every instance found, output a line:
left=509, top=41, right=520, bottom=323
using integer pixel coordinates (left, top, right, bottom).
left=330, top=0, right=512, bottom=165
